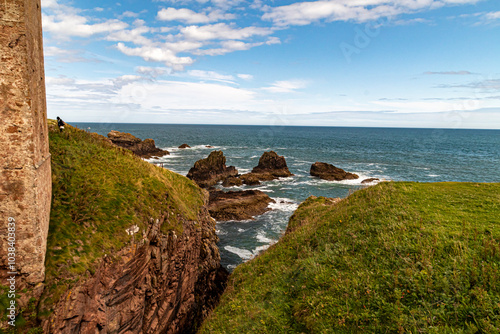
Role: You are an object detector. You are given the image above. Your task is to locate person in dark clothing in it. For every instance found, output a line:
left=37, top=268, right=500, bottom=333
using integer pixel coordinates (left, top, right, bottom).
left=57, top=117, right=65, bottom=132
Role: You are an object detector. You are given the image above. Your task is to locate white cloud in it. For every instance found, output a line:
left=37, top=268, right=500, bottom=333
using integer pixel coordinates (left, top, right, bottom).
left=135, top=66, right=172, bottom=78
left=45, top=76, right=75, bottom=85
left=180, top=23, right=273, bottom=41
left=42, top=2, right=128, bottom=40
left=262, top=79, right=308, bottom=93
left=106, top=24, right=153, bottom=46
left=237, top=74, right=253, bottom=80
left=188, top=70, right=235, bottom=82
left=485, top=11, right=500, bottom=20
left=262, top=0, right=482, bottom=26
left=157, top=8, right=235, bottom=23
left=115, top=43, right=194, bottom=70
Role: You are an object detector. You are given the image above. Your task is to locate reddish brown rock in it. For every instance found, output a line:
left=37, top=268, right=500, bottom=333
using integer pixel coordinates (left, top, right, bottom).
left=208, top=190, right=274, bottom=221
left=310, top=162, right=359, bottom=181
left=107, top=130, right=169, bottom=159
left=240, top=151, right=293, bottom=184
left=187, top=151, right=238, bottom=188
left=361, top=178, right=380, bottom=184
left=42, top=210, right=228, bottom=334
left=222, top=176, right=243, bottom=187
left=178, top=143, right=191, bottom=149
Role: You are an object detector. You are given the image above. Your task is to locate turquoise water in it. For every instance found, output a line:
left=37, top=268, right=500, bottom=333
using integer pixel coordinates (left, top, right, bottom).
left=74, top=123, right=500, bottom=269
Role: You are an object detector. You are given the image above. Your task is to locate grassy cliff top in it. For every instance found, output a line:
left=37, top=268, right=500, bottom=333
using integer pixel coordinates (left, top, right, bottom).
left=201, top=182, right=500, bottom=333
left=41, top=121, right=205, bottom=313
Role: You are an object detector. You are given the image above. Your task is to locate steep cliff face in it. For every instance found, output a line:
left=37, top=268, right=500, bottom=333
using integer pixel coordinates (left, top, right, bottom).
left=43, top=208, right=227, bottom=334
left=36, top=123, right=227, bottom=333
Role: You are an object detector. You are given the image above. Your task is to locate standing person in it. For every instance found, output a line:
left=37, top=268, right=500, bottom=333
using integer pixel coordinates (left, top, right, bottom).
left=57, top=117, right=65, bottom=132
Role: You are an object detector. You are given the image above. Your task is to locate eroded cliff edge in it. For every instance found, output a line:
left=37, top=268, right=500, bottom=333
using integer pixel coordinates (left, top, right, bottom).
left=36, top=122, right=227, bottom=333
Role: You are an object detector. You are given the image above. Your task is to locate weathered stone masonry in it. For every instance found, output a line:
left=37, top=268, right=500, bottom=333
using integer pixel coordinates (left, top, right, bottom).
left=0, top=0, right=51, bottom=296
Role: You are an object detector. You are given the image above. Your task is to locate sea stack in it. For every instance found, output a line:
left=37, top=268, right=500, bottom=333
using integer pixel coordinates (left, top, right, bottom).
left=187, top=151, right=238, bottom=188
left=240, top=151, right=293, bottom=184
left=310, top=162, right=359, bottom=181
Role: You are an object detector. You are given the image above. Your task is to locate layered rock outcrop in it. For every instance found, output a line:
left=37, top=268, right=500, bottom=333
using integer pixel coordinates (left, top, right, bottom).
left=43, top=209, right=227, bottom=334
left=240, top=151, right=293, bottom=184
left=310, top=162, right=359, bottom=181
left=108, top=130, right=169, bottom=159
left=187, top=151, right=238, bottom=188
left=208, top=190, right=274, bottom=221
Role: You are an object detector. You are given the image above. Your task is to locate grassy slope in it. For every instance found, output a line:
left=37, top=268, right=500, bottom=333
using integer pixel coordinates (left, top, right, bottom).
left=201, top=182, right=500, bottom=333
left=39, top=121, right=206, bottom=315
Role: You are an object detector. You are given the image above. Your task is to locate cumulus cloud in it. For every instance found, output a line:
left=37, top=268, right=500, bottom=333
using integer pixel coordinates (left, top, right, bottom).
left=262, top=0, right=482, bottom=26
left=116, top=43, right=195, bottom=70
left=42, top=1, right=128, bottom=40
left=180, top=23, right=273, bottom=41
left=157, top=8, right=235, bottom=23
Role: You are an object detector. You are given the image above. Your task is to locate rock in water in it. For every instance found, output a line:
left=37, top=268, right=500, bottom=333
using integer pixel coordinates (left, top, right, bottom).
left=310, top=162, right=359, bottom=181
left=208, top=189, right=275, bottom=221
left=178, top=143, right=191, bottom=149
left=187, top=151, right=238, bottom=188
left=361, top=178, right=380, bottom=184
left=107, top=130, right=169, bottom=159
left=222, top=176, right=243, bottom=187
left=240, top=151, right=293, bottom=184
left=252, top=151, right=293, bottom=177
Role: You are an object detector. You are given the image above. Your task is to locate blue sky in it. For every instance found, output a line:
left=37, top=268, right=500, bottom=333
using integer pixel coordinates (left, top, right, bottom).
left=42, top=0, right=500, bottom=128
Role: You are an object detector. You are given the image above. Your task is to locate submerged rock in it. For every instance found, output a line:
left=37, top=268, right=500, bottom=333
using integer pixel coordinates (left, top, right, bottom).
left=179, top=143, right=191, bottom=149
left=208, top=189, right=274, bottom=221
left=187, top=151, right=238, bottom=188
left=361, top=178, right=380, bottom=184
left=310, top=162, right=359, bottom=181
left=240, top=151, right=293, bottom=184
left=107, top=130, right=169, bottom=159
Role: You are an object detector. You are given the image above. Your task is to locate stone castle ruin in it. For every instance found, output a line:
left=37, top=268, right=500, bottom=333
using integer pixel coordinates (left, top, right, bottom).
left=0, top=0, right=51, bottom=298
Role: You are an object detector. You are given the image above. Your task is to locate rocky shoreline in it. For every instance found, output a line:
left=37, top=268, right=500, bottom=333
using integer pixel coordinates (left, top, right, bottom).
left=105, top=130, right=379, bottom=223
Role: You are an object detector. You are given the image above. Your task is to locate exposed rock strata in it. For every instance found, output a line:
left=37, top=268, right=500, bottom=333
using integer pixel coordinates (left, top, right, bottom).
left=187, top=151, right=238, bottom=188
left=43, top=208, right=227, bottom=334
left=107, top=130, right=169, bottom=159
left=208, top=190, right=274, bottom=221
left=310, top=162, right=359, bottom=181
left=240, top=151, right=293, bottom=184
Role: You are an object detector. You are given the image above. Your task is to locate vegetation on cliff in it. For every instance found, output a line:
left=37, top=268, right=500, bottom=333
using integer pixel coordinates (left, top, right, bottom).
left=201, top=182, right=500, bottom=333
left=39, top=121, right=206, bottom=318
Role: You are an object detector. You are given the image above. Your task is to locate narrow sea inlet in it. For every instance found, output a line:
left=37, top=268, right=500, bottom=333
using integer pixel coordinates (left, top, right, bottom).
left=75, top=123, right=500, bottom=270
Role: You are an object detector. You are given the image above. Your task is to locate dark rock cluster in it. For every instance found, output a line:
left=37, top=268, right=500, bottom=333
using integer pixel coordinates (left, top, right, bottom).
left=107, top=130, right=169, bottom=159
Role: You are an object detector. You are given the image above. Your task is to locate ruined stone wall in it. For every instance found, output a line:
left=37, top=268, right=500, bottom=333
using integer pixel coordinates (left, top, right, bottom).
left=0, top=0, right=51, bottom=294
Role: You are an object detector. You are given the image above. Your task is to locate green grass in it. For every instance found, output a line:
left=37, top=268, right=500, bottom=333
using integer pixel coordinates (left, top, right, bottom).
left=38, top=121, right=206, bottom=316
left=200, top=182, right=500, bottom=333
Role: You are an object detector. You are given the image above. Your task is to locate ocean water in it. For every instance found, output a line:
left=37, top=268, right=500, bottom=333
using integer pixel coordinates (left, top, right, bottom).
left=74, top=123, right=500, bottom=270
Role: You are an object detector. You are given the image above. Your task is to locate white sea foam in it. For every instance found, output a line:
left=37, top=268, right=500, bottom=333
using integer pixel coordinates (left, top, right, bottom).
left=237, top=228, right=246, bottom=233
left=256, top=231, right=273, bottom=243
left=215, top=228, right=227, bottom=235
left=428, top=174, right=439, bottom=177
left=224, top=246, right=253, bottom=260
left=253, top=244, right=270, bottom=255
left=269, top=198, right=299, bottom=212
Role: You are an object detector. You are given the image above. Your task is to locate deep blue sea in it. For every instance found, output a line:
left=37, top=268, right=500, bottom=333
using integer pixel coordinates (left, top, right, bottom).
left=74, top=123, right=500, bottom=270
